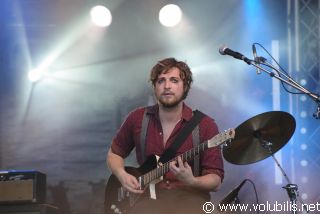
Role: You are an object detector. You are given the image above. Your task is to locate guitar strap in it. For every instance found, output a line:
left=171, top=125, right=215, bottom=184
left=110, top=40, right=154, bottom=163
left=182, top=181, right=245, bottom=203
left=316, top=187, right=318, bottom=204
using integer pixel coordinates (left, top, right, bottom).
left=158, top=110, right=205, bottom=165
left=139, top=109, right=149, bottom=163
left=140, top=108, right=204, bottom=175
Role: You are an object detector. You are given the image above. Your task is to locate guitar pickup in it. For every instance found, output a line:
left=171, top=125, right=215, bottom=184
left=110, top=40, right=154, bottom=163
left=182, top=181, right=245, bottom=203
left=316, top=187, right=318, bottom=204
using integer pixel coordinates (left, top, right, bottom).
left=117, top=187, right=125, bottom=201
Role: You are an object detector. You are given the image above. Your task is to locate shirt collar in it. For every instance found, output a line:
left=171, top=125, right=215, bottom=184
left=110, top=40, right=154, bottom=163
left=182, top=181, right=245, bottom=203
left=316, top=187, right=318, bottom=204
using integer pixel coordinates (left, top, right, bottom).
left=146, top=103, right=193, bottom=122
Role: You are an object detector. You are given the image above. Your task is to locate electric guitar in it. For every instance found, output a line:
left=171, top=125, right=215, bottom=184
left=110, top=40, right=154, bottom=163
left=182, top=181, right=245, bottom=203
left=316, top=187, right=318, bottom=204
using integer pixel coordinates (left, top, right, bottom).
left=104, top=128, right=235, bottom=214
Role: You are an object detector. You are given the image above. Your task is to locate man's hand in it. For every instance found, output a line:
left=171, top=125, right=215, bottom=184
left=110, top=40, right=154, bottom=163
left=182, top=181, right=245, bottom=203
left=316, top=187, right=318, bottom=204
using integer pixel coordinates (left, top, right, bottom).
left=116, top=170, right=144, bottom=194
left=169, top=156, right=197, bottom=186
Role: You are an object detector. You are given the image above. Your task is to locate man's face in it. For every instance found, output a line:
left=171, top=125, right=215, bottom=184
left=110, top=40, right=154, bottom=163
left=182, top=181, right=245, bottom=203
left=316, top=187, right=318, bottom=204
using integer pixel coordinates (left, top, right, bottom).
left=154, top=67, right=185, bottom=108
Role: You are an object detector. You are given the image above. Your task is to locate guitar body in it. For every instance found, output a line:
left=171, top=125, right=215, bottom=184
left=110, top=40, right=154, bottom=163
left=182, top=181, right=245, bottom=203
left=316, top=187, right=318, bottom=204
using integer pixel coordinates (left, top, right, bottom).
left=104, top=155, right=158, bottom=214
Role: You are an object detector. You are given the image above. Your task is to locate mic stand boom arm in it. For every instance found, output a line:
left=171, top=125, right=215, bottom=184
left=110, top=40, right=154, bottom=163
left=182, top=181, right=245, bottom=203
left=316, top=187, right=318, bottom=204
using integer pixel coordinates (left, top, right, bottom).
left=247, top=59, right=320, bottom=119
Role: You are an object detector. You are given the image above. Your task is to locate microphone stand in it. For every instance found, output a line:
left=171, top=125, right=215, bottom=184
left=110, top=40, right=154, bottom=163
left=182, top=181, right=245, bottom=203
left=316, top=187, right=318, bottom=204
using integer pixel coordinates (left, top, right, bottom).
left=234, top=196, right=241, bottom=214
left=245, top=58, right=320, bottom=119
left=243, top=57, right=313, bottom=213
left=221, top=48, right=313, bottom=213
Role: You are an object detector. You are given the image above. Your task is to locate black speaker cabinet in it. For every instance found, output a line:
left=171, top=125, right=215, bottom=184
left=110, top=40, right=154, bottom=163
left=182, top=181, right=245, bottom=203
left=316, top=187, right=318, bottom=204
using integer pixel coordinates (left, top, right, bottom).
left=0, top=204, right=59, bottom=214
left=0, top=171, right=46, bottom=204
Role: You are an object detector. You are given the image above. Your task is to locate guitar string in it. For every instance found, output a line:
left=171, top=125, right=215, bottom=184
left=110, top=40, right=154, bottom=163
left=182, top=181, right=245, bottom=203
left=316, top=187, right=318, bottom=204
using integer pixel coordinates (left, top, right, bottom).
left=140, top=130, right=233, bottom=187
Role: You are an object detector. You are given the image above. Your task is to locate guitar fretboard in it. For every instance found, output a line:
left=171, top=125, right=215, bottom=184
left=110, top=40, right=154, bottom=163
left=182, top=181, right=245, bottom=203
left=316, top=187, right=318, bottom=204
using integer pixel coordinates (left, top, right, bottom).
left=138, top=128, right=234, bottom=188
left=139, top=142, right=208, bottom=188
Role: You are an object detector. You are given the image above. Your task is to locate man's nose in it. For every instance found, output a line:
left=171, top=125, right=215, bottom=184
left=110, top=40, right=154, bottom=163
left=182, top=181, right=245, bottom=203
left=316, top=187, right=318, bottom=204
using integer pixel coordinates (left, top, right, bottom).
left=164, top=80, right=171, bottom=88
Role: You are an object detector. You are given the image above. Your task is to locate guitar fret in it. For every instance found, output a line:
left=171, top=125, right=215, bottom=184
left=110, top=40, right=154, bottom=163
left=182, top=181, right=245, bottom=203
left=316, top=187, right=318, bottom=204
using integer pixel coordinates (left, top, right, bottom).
left=154, top=168, right=157, bottom=179
left=144, top=174, right=147, bottom=185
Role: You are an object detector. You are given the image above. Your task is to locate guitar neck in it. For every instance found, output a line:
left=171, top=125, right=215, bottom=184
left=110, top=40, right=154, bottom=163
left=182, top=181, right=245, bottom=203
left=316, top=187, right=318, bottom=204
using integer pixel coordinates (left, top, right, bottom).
left=138, top=128, right=235, bottom=188
left=140, top=141, right=208, bottom=188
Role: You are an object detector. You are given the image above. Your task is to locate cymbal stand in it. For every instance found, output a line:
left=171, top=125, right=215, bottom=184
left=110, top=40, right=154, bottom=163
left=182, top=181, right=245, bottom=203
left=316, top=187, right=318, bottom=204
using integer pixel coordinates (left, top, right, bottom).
left=262, top=140, right=309, bottom=214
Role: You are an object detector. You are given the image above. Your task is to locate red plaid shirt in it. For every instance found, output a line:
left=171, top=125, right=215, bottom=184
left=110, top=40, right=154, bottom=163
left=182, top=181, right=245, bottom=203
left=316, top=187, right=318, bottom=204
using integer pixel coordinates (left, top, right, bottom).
left=111, top=103, right=224, bottom=188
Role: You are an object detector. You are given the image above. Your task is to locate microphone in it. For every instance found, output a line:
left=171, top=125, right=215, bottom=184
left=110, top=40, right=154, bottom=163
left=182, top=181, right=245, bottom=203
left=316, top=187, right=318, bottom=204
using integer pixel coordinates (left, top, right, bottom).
left=219, top=179, right=247, bottom=206
left=219, top=45, right=251, bottom=64
left=252, top=44, right=261, bottom=74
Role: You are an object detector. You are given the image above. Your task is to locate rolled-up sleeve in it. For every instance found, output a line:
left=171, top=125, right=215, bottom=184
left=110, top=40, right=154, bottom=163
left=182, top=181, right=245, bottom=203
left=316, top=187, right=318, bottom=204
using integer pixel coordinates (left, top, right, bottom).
left=110, top=111, right=136, bottom=158
left=199, top=116, right=225, bottom=181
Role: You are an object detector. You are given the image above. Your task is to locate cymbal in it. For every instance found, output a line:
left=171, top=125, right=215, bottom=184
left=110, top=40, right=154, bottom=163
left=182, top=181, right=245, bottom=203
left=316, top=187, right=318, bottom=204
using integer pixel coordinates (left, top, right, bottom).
left=223, top=111, right=296, bottom=165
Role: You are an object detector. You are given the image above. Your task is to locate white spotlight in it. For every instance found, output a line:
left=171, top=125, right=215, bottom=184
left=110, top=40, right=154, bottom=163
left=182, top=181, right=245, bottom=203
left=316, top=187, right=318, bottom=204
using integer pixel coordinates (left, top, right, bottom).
left=28, top=68, right=44, bottom=82
left=90, top=5, right=112, bottom=27
left=300, top=111, right=307, bottom=118
left=300, top=143, right=307, bottom=150
left=300, top=160, right=308, bottom=167
left=300, top=127, right=307, bottom=134
left=300, top=78, right=307, bottom=86
left=159, top=4, right=182, bottom=27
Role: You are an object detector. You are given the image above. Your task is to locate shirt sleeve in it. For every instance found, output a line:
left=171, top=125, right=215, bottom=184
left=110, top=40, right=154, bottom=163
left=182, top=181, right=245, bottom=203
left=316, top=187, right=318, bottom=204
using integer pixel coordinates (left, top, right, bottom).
left=110, top=110, right=138, bottom=158
left=199, top=116, right=225, bottom=181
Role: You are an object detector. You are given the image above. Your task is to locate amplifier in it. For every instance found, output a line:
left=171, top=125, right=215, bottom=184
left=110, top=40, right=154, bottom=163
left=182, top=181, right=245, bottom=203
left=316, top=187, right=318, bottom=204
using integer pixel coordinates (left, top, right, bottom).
left=0, top=170, right=46, bottom=204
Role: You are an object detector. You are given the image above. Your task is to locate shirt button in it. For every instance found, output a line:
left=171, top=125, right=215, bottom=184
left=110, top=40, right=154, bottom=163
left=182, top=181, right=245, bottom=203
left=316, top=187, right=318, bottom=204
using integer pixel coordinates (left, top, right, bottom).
left=159, top=132, right=162, bottom=135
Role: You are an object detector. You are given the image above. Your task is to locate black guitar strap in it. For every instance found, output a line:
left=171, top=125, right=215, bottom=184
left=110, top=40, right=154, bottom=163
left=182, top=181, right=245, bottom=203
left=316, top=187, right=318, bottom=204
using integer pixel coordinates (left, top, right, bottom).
left=140, top=108, right=204, bottom=176
left=158, top=110, right=205, bottom=164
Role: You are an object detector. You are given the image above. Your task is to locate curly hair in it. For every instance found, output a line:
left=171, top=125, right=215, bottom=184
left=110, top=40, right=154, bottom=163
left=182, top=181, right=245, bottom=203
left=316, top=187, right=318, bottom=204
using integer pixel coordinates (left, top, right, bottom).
left=149, top=57, right=193, bottom=100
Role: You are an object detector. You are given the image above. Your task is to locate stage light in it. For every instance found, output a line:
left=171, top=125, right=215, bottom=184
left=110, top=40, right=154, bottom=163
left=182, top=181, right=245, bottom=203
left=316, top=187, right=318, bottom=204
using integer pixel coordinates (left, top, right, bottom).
left=300, top=127, right=307, bottom=134
left=159, top=4, right=182, bottom=27
left=300, top=111, right=307, bottom=118
left=28, top=68, right=44, bottom=82
left=300, top=78, right=307, bottom=86
left=300, top=143, right=307, bottom=151
left=90, top=5, right=112, bottom=27
left=300, top=160, right=308, bottom=167
left=300, top=95, right=307, bottom=102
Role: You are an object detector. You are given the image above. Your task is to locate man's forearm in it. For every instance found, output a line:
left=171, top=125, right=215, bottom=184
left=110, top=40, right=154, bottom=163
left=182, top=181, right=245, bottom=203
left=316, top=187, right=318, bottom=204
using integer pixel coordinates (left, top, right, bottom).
left=107, top=149, right=126, bottom=178
left=189, top=174, right=221, bottom=192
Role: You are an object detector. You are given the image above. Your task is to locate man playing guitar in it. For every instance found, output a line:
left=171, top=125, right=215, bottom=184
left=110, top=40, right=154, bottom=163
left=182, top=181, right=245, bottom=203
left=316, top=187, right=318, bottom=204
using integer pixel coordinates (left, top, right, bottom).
left=106, top=57, right=224, bottom=214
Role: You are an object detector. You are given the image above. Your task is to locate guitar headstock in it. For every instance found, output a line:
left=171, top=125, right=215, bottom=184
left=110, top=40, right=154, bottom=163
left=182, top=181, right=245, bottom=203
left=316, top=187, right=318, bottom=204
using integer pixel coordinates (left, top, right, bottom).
left=208, top=128, right=235, bottom=148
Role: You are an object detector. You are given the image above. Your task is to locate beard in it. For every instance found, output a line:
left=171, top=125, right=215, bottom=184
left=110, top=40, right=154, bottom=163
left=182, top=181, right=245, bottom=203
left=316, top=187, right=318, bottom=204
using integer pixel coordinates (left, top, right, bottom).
left=157, top=93, right=184, bottom=108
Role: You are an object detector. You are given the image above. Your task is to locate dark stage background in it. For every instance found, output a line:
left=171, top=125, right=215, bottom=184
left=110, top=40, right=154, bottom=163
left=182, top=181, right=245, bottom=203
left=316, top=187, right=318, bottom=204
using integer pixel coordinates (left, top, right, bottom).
left=0, top=0, right=319, bottom=213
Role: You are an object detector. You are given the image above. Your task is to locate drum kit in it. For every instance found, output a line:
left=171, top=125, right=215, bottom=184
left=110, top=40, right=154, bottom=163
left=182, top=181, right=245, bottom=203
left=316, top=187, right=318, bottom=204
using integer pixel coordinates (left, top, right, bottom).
left=222, top=111, right=307, bottom=214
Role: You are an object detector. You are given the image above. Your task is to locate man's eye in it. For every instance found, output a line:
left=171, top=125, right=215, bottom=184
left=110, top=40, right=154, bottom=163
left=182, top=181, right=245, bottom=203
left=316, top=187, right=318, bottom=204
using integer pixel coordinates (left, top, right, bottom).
left=157, top=79, right=164, bottom=84
left=171, top=79, right=179, bottom=83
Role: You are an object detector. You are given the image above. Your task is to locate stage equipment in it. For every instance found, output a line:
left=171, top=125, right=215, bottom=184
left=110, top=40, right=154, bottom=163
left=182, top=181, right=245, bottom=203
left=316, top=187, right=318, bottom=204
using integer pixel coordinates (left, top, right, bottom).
left=0, top=170, right=46, bottom=204
left=219, top=179, right=247, bottom=206
left=223, top=111, right=295, bottom=165
left=223, top=111, right=304, bottom=214
left=218, top=43, right=320, bottom=119
left=218, top=179, right=259, bottom=213
left=219, top=42, right=318, bottom=213
left=223, top=110, right=307, bottom=213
